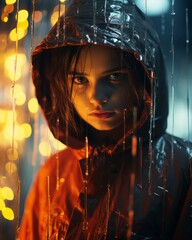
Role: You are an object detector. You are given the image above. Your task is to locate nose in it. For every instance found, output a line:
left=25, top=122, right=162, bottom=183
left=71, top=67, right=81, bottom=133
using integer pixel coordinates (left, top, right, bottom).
left=88, top=81, right=109, bottom=106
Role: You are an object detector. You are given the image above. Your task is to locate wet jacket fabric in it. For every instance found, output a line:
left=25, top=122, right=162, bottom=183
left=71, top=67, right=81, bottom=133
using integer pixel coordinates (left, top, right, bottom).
left=18, top=0, right=192, bottom=239
left=18, top=135, right=192, bottom=240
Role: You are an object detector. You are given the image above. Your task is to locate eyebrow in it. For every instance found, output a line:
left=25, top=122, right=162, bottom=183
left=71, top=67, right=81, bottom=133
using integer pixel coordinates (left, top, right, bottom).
left=68, top=71, right=89, bottom=76
left=68, top=66, right=130, bottom=76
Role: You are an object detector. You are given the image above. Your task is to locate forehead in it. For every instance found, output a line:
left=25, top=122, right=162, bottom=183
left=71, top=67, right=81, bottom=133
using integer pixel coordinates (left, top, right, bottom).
left=71, top=45, right=124, bottom=74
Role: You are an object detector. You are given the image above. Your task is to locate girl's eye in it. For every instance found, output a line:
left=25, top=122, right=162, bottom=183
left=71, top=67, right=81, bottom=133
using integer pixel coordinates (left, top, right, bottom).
left=107, top=72, right=126, bottom=83
left=109, top=73, right=120, bottom=81
left=73, top=76, right=88, bottom=84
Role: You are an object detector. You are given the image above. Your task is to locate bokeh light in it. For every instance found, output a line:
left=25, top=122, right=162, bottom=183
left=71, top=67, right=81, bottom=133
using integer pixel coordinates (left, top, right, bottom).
left=2, top=207, right=14, bottom=220
left=5, top=162, right=18, bottom=174
left=0, top=34, right=7, bottom=51
left=15, top=91, right=26, bottom=106
left=39, top=141, right=52, bottom=157
left=7, top=84, right=26, bottom=106
left=0, top=187, right=15, bottom=221
left=0, top=199, right=6, bottom=210
left=4, top=4, right=14, bottom=14
left=3, top=110, right=17, bottom=124
left=17, top=10, right=29, bottom=22
left=28, top=97, right=39, bottom=113
left=2, top=187, right=14, bottom=201
left=1, top=12, right=9, bottom=22
left=22, top=123, right=32, bottom=138
left=4, top=122, right=26, bottom=142
left=33, top=11, right=43, bottom=23
left=5, top=0, right=16, bottom=4
left=15, top=125, right=25, bottom=141
left=52, top=139, right=66, bottom=151
left=51, top=4, right=65, bottom=26
left=9, top=28, right=27, bottom=41
left=0, top=109, right=10, bottom=124
left=6, top=148, right=19, bottom=161
left=4, top=53, right=27, bottom=81
left=17, top=20, right=29, bottom=30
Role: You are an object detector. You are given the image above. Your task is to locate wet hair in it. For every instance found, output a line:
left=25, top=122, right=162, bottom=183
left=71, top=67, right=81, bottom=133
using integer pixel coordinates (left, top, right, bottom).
left=40, top=44, right=148, bottom=135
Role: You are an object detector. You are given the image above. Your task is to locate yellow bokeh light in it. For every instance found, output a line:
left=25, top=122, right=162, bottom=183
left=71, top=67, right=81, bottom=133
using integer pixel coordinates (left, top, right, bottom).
left=60, top=0, right=66, bottom=2
left=53, top=4, right=66, bottom=12
left=17, top=9, right=29, bottom=22
left=8, top=68, right=21, bottom=81
left=4, top=122, right=25, bottom=142
left=5, top=53, right=27, bottom=68
left=47, top=129, right=55, bottom=141
left=6, top=148, right=18, bottom=161
left=5, top=110, right=17, bottom=124
left=2, top=207, right=14, bottom=220
left=4, top=124, right=14, bottom=140
left=17, top=20, right=29, bottom=30
left=51, top=12, right=60, bottom=26
left=16, top=91, right=26, bottom=105
left=5, top=162, right=18, bottom=175
left=15, top=125, right=25, bottom=141
left=9, top=27, right=27, bottom=41
left=51, top=5, right=65, bottom=26
left=5, top=53, right=27, bottom=81
left=39, top=141, right=51, bottom=157
left=12, top=83, right=24, bottom=94
left=22, top=123, right=32, bottom=138
left=2, top=187, right=14, bottom=201
left=6, top=0, right=16, bottom=4
left=46, top=129, right=66, bottom=151
left=9, top=84, right=26, bottom=105
left=53, top=139, right=66, bottom=151
left=0, top=109, right=11, bottom=124
left=28, top=97, right=39, bottom=113
left=1, top=13, right=9, bottom=22
left=0, top=199, right=5, bottom=210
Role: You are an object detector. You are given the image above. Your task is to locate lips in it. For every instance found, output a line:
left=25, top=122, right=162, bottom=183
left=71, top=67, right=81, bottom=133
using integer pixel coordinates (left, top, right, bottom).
left=89, top=111, right=115, bottom=119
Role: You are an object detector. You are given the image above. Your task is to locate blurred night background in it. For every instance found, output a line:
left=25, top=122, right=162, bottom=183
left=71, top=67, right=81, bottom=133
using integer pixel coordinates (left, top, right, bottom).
left=0, top=0, right=192, bottom=239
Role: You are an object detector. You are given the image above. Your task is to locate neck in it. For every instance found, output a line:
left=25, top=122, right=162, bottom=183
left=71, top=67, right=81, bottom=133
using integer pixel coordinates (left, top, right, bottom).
left=87, top=124, right=131, bottom=148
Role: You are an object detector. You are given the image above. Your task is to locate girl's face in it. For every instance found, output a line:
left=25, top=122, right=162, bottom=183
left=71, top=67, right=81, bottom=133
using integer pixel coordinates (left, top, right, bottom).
left=68, top=45, right=141, bottom=131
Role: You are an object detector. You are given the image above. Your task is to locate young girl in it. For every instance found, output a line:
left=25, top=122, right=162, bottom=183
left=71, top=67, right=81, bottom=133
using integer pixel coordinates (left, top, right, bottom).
left=18, top=0, right=192, bottom=239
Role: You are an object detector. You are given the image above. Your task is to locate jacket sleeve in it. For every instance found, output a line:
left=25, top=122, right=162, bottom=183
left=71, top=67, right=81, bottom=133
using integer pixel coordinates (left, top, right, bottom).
left=17, top=148, right=84, bottom=240
left=17, top=168, right=49, bottom=240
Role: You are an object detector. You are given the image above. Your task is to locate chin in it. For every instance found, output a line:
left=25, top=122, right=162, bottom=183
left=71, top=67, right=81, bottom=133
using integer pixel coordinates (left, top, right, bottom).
left=91, top=124, right=120, bottom=131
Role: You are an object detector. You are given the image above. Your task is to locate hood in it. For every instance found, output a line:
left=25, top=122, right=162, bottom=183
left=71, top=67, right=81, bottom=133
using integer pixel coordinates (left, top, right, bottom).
left=32, top=0, right=168, bottom=150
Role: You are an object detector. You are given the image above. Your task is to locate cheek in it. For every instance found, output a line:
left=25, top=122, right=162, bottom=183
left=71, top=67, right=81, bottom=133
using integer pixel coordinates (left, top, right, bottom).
left=72, top=90, right=88, bottom=116
left=111, top=88, right=130, bottom=108
left=113, top=87, right=140, bottom=110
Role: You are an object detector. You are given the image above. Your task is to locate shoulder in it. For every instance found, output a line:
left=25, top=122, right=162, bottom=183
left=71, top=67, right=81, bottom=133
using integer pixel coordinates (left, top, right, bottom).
left=31, top=147, right=85, bottom=188
left=152, top=133, right=192, bottom=199
left=39, top=147, right=84, bottom=173
left=153, top=133, right=192, bottom=175
left=25, top=147, right=85, bottom=204
left=155, top=133, right=192, bottom=160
